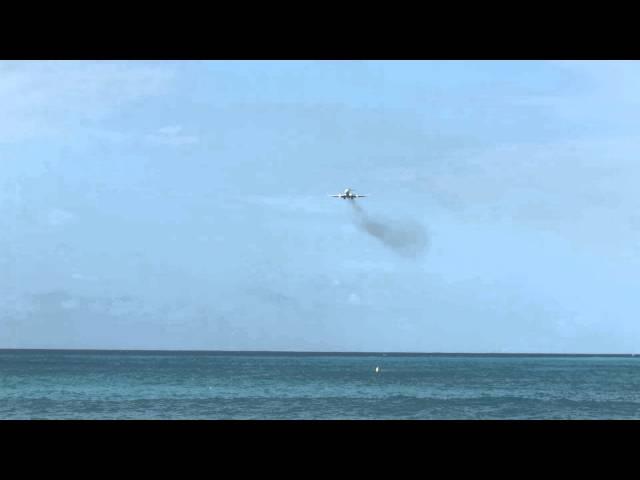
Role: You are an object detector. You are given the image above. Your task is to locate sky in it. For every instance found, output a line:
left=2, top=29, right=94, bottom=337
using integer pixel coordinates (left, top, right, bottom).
left=1, top=60, right=640, bottom=353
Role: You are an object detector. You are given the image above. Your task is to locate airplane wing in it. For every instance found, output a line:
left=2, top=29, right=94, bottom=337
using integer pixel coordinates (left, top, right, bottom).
left=330, top=195, right=341, bottom=197
left=355, top=195, right=368, bottom=198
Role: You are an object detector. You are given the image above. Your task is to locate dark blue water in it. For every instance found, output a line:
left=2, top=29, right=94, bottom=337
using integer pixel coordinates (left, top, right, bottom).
left=1, top=350, right=639, bottom=419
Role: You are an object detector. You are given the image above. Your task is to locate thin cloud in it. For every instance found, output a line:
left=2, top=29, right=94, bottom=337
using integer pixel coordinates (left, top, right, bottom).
left=146, top=125, right=199, bottom=146
left=0, top=61, right=175, bottom=143
left=46, top=208, right=76, bottom=227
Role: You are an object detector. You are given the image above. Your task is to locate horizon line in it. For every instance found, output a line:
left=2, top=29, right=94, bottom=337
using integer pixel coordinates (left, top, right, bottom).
left=0, top=348, right=637, bottom=357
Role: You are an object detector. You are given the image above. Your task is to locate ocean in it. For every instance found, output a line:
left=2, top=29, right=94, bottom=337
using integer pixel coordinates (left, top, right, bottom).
left=1, top=349, right=639, bottom=419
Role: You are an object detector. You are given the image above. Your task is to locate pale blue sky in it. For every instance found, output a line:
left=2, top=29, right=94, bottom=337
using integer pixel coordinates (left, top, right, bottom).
left=1, top=60, right=639, bottom=352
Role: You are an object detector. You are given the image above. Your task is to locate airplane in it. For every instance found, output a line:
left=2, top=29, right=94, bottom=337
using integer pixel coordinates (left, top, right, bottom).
left=330, top=188, right=368, bottom=200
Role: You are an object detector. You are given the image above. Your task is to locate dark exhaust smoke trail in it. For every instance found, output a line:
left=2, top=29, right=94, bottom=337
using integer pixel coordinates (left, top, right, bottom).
left=349, top=202, right=428, bottom=258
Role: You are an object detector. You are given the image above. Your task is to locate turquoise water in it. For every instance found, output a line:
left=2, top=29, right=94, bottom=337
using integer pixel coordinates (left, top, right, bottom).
left=1, top=350, right=639, bottom=419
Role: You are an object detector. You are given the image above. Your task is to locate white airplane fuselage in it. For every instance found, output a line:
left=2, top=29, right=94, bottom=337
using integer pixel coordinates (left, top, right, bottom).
left=331, top=188, right=366, bottom=200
